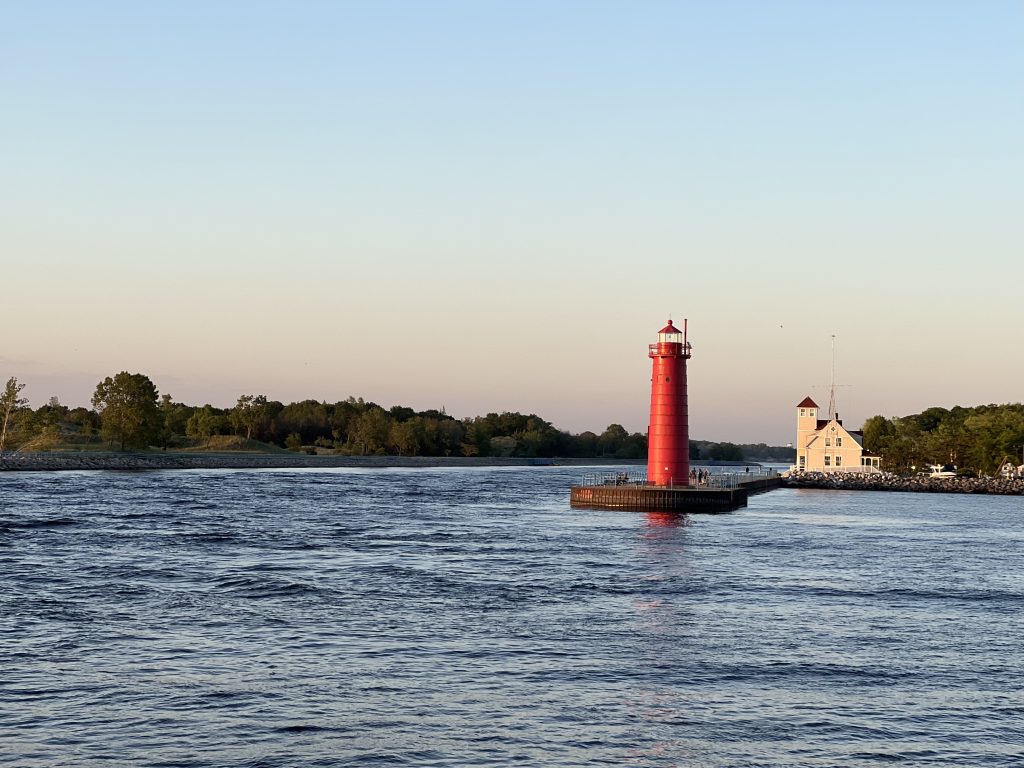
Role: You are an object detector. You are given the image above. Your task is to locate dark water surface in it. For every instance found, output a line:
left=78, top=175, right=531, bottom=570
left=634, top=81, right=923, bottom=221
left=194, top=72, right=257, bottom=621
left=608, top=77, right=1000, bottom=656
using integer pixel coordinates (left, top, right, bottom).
left=1, top=467, right=1022, bottom=767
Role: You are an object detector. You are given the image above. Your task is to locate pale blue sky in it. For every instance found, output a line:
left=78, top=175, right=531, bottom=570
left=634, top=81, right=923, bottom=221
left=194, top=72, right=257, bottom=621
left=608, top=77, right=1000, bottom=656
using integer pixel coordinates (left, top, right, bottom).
left=3, top=1, right=1022, bottom=443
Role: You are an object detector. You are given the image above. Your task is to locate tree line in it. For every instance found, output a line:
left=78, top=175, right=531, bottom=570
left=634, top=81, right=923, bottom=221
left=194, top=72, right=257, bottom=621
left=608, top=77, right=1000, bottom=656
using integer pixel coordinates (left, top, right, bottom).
left=0, top=373, right=652, bottom=459
left=0, top=372, right=800, bottom=460
left=689, top=440, right=795, bottom=462
left=862, top=403, right=1024, bottom=475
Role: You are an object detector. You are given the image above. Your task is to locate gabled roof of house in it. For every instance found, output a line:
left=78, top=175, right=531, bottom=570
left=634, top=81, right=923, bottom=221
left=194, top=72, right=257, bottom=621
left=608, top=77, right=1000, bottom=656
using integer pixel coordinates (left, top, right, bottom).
left=797, top=396, right=819, bottom=408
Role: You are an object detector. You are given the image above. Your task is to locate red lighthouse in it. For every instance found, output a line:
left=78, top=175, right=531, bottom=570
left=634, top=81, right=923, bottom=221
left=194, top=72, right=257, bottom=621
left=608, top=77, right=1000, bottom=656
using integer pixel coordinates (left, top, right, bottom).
left=572, top=318, right=767, bottom=512
left=647, top=319, right=692, bottom=486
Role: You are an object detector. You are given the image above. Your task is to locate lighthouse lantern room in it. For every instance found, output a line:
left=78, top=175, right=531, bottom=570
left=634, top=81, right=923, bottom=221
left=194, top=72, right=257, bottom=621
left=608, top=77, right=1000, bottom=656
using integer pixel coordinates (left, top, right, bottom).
left=647, top=319, right=692, bottom=486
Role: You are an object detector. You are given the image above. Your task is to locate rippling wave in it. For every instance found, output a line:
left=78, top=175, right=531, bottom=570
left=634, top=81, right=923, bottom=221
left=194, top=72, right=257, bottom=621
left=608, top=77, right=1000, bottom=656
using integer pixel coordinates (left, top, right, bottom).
left=1, top=467, right=1022, bottom=766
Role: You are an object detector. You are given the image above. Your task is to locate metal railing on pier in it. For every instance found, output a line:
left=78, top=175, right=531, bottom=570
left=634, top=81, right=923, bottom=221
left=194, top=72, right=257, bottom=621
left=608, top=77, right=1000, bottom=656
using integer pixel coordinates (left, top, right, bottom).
left=578, top=467, right=778, bottom=490
left=580, top=470, right=650, bottom=487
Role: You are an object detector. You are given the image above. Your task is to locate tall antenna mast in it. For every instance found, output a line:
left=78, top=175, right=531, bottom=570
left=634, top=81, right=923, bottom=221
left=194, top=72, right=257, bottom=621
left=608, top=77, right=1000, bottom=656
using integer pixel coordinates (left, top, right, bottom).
left=812, top=334, right=851, bottom=418
left=827, top=334, right=837, bottom=418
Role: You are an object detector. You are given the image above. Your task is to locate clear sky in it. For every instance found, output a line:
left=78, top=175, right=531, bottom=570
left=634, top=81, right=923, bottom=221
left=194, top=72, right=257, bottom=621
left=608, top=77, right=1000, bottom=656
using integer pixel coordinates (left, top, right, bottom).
left=3, top=1, right=1022, bottom=444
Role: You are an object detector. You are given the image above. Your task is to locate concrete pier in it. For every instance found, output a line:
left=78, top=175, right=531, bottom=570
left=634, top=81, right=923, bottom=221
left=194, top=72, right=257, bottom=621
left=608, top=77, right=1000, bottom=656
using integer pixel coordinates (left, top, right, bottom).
left=570, top=475, right=781, bottom=513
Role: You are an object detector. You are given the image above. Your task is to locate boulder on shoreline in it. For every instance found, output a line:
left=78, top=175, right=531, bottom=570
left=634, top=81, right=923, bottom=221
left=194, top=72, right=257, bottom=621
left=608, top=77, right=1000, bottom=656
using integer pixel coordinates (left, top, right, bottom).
left=782, top=471, right=1024, bottom=496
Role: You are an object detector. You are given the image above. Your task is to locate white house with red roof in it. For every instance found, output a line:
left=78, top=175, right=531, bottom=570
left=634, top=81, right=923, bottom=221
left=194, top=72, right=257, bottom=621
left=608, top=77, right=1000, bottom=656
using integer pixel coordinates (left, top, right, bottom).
left=794, top=396, right=881, bottom=473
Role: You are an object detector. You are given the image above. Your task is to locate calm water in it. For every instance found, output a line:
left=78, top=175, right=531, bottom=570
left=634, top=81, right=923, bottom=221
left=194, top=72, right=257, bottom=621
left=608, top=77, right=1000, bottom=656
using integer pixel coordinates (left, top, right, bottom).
left=1, top=467, right=1022, bottom=767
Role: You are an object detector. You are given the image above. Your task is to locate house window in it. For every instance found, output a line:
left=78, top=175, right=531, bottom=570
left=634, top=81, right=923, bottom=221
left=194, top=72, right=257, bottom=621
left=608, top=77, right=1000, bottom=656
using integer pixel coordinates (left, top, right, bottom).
left=824, top=455, right=831, bottom=467
left=836, top=456, right=842, bottom=466
left=800, top=409, right=806, bottom=417
left=825, top=437, right=831, bottom=447
left=836, top=437, right=843, bottom=447
left=799, top=456, right=805, bottom=468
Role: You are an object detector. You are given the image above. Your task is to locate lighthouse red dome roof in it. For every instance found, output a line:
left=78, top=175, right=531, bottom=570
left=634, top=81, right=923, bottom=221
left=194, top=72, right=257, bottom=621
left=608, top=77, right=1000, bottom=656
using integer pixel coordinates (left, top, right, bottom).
left=658, top=320, right=680, bottom=334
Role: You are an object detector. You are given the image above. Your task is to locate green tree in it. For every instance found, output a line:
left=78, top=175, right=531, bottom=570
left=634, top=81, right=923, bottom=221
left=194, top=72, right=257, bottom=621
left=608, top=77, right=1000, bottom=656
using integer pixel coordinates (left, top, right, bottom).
left=909, top=406, right=950, bottom=433
left=347, top=407, right=392, bottom=455
left=461, top=417, right=492, bottom=456
left=67, top=407, right=100, bottom=441
left=389, top=417, right=425, bottom=455
left=960, top=409, right=1024, bottom=474
left=272, top=399, right=331, bottom=445
left=230, top=394, right=269, bottom=441
left=157, top=394, right=175, bottom=448
left=30, top=397, right=66, bottom=449
left=423, top=417, right=464, bottom=456
left=618, top=431, right=648, bottom=459
left=708, top=442, right=743, bottom=461
left=0, top=377, right=29, bottom=452
left=389, top=405, right=416, bottom=422
left=489, top=435, right=517, bottom=456
left=186, top=405, right=228, bottom=441
left=598, top=424, right=628, bottom=457
left=881, top=436, right=925, bottom=474
left=91, top=372, right=161, bottom=450
left=328, top=398, right=364, bottom=445
left=575, top=431, right=598, bottom=458
left=861, top=415, right=896, bottom=455
left=922, top=420, right=966, bottom=467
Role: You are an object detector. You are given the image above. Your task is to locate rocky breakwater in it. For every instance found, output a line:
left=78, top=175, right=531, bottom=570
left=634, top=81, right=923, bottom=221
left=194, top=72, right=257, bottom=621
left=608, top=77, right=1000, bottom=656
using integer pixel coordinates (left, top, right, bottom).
left=783, top=471, right=1024, bottom=496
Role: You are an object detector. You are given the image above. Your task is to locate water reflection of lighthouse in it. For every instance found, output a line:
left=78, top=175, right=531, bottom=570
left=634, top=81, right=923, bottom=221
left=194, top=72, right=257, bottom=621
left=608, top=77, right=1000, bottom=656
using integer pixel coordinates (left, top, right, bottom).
left=647, top=319, right=692, bottom=487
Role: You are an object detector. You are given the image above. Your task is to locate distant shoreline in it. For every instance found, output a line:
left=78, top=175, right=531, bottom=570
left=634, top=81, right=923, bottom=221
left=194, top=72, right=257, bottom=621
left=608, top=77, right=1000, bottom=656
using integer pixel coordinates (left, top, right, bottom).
left=0, top=452, right=644, bottom=472
left=0, top=453, right=782, bottom=473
